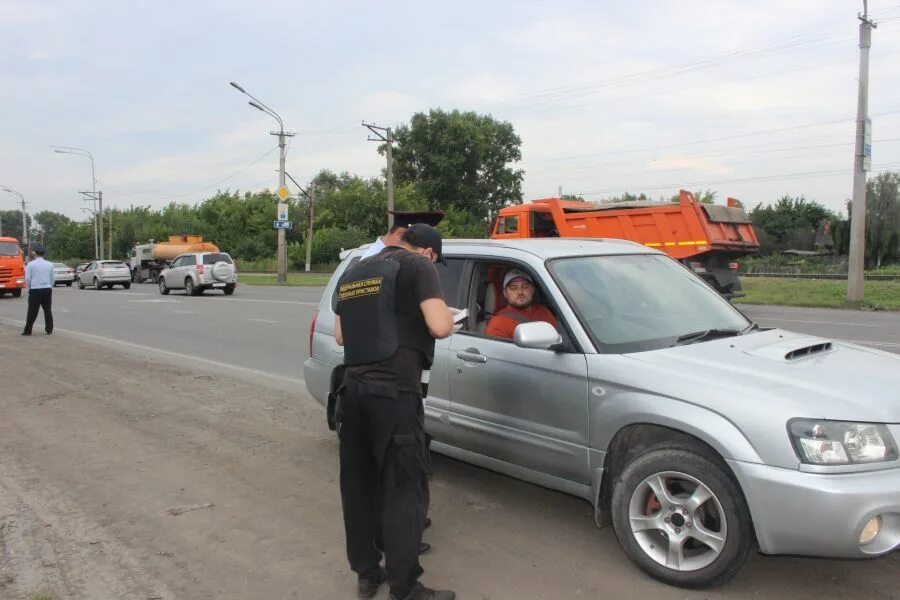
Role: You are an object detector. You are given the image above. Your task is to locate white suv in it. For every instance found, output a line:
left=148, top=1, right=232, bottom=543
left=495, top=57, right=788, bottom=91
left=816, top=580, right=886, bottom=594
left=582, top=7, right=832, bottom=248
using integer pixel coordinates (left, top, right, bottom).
left=158, top=252, right=237, bottom=296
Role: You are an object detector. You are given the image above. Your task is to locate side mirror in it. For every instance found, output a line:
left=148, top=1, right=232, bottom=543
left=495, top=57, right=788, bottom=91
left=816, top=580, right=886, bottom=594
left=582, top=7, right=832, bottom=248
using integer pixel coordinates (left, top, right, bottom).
left=513, top=321, right=562, bottom=350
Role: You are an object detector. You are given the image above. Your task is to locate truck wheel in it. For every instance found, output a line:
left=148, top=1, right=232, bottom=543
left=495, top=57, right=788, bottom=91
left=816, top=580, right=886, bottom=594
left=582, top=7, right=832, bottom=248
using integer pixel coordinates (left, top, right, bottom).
left=185, top=278, right=198, bottom=296
left=12, top=289, right=21, bottom=298
left=158, top=278, right=170, bottom=295
left=611, top=444, right=754, bottom=589
left=66, top=282, right=72, bottom=287
left=123, top=282, right=131, bottom=290
left=106, top=283, right=114, bottom=289
left=95, top=278, right=103, bottom=290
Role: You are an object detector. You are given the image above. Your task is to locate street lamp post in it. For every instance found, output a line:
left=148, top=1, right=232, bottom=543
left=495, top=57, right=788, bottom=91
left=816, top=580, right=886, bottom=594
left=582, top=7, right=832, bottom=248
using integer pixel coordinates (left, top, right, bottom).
left=52, top=146, right=102, bottom=260
left=1, top=186, right=28, bottom=254
left=230, top=81, right=293, bottom=284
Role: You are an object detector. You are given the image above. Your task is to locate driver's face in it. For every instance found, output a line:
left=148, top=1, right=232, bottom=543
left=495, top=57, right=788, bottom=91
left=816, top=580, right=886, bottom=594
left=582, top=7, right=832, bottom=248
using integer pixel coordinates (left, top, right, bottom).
left=504, top=277, right=534, bottom=309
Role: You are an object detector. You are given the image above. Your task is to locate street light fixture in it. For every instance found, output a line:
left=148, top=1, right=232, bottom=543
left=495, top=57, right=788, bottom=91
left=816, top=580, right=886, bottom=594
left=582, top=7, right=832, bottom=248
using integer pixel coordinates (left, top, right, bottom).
left=1, top=185, right=28, bottom=254
left=51, top=146, right=102, bottom=260
left=230, top=81, right=292, bottom=283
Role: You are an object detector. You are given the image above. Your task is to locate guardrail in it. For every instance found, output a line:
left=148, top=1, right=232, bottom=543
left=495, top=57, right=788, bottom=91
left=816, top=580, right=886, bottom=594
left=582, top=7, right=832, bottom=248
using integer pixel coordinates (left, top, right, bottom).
left=741, top=272, right=899, bottom=281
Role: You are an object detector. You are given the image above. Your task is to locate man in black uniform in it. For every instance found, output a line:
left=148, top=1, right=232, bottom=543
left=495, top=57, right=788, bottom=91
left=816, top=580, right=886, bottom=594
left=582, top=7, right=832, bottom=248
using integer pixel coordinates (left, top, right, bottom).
left=335, top=223, right=456, bottom=600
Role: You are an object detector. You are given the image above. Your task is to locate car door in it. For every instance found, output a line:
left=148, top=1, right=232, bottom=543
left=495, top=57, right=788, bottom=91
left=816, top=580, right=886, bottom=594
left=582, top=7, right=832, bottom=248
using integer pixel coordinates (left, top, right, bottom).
left=166, top=256, right=185, bottom=288
left=80, top=262, right=96, bottom=285
left=447, top=257, right=590, bottom=485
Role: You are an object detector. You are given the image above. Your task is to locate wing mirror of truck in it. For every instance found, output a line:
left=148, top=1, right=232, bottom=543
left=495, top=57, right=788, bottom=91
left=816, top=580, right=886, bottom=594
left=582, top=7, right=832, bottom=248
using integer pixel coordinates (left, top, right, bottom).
left=514, top=321, right=563, bottom=351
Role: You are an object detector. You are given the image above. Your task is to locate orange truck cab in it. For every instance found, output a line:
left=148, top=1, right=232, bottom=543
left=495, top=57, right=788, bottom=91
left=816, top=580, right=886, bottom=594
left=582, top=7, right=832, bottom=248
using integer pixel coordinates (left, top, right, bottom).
left=491, top=190, right=759, bottom=298
left=0, top=236, right=26, bottom=298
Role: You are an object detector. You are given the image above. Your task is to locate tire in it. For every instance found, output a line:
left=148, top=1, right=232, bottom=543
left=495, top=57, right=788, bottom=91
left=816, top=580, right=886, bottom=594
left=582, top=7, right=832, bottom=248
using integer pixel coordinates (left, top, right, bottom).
left=158, top=278, right=170, bottom=295
left=184, top=278, right=198, bottom=296
left=123, top=282, right=131, bottom=290
left=78, top=278, right=85, bottom=290
left=106, top=283, right=114, bottom=289
left=95, top=278, right=103, bottom=290
left=151, top=270, right=159, bottom=284
left=12, top=289, right=21, bottom=298
left=223, top=284, right=236, bottom=296
left=610, top=444, right=754, bottom=589
left=66, top=282, right=72, bottom=287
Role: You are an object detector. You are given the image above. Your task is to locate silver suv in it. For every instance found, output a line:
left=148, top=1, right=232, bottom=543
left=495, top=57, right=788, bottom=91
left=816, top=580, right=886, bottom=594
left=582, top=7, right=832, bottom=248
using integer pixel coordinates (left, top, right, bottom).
left=158, top=252, right=237, bottom=296
left=304, top=238, right=900, bottom=588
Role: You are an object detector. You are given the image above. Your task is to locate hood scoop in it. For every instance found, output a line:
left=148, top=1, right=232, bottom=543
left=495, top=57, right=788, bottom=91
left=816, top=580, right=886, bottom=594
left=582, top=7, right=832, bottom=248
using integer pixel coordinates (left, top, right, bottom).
left=744, top=336, right=835, bottom=362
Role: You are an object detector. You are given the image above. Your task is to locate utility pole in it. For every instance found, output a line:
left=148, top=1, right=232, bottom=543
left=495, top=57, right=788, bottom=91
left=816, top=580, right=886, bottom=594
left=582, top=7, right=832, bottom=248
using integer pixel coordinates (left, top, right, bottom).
left=108, top=206, right=113, bottom=259
left=229, top=82, right=294, bottom=284
left=558, top=185, right=563, bottom=199
left=305, top=182, right=315, bottom=273
left=848, top=0, right=876, bottom=302
left=53, top=146, right=99, bottom=260
left=98, top=190, right=104, bottom=260
left=362, top=122, right=395, bottom=229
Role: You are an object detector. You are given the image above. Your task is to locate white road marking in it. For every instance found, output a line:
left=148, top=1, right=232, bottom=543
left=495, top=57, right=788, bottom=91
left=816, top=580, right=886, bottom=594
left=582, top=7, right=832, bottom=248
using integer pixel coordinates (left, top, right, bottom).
left=173, top=310, right=195, bottom=315
left=129, top=299, right=180, bottom=303
left=249, top=318, right=278, bottom=323
left=838, top=339, right=900, bottom=348
left=0, top=317, right=305, bottom=385
left=224, top=298, right=319, bottom=306
left=758, top=317, right=881, bottom=328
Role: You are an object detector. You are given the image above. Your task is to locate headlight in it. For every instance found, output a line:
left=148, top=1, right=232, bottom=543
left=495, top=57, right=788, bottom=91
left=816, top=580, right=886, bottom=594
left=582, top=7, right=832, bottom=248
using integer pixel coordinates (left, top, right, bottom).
left=789, top=420, right=898, bottom=465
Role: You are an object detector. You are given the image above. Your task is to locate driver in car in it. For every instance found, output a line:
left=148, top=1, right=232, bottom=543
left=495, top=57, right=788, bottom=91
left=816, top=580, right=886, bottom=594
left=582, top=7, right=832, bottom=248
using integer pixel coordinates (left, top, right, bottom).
left=486, top=269, right=558, bottom=339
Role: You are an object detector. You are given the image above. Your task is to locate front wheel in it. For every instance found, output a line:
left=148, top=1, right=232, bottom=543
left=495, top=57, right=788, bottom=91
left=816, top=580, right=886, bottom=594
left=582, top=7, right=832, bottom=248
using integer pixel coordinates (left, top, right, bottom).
left=123, top=282, right=131, bottom=290
left=158, top=278, right=170, bottom=295
left=611, top=445, right=754, bottom=589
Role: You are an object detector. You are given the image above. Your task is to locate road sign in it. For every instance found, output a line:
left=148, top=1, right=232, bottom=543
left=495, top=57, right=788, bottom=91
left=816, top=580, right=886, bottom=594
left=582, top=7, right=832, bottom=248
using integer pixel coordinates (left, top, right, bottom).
left=277, top=186, right=290, bottom=200
left=277, top=202, right=288, bottom=221
left=274, top=220, right=293, bottom=229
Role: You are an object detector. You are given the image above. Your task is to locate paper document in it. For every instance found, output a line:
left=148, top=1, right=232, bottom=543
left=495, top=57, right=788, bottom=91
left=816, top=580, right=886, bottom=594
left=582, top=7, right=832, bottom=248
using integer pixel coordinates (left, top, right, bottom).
left=452, top=308, right=468, bottom=323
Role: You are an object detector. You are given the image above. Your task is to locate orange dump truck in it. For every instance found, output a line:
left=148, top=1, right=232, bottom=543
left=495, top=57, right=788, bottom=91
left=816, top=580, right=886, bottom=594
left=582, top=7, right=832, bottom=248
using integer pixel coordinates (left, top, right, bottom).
left=0, top=236, right=26, bottom=298
left=491, top=190, right=759, bottom=297
left=130, top=235, right=220, bottom=283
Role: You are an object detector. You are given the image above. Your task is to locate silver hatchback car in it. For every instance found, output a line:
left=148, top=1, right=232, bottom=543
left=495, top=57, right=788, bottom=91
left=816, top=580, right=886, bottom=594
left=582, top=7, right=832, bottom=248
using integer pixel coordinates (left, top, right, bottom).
left=304, top=238, right=900, bottom=588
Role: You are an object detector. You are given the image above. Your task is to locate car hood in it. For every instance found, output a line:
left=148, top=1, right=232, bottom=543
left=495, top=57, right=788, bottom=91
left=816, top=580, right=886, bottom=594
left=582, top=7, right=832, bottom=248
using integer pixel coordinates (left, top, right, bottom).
left=627, top=328, right=900, bottom=423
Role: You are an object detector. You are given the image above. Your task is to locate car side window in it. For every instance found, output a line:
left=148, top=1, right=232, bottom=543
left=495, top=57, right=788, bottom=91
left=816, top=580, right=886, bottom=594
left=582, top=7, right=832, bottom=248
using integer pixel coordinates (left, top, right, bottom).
left=437, top=257, right=467, bottom=308
left=330, top=256, right=362, bottom=312
left=460, top=260, right=570, bottom=348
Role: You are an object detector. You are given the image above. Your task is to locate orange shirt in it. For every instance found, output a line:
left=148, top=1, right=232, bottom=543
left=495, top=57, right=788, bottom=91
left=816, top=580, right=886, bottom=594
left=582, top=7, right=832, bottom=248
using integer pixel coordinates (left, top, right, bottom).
left=485, top=304, right=558, bottom=339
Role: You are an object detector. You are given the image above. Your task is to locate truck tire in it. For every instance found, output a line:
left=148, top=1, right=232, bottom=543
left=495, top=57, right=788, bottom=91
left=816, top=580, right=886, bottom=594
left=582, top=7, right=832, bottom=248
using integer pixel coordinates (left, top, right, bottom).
left=12, top=289, right=21, bottom=298
left=610, top=444, right=754, bottom=589
left=66, top=282, right=72, bottom=287
left=123, top=282, right=131, bottom=290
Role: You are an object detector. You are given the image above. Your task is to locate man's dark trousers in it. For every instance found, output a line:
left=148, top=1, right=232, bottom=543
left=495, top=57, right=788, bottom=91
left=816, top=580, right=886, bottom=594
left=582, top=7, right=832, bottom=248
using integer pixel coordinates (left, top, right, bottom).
left=339, top=374, right=428, bottom=599
left=24, top=288, right=53, bottom=334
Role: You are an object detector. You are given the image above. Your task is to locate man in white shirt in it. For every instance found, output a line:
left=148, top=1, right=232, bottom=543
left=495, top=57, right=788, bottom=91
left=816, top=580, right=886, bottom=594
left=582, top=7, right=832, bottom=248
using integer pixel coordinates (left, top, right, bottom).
left=360, top=210, right=444, bottom=260
left=23, top=244, right=55, bottom=336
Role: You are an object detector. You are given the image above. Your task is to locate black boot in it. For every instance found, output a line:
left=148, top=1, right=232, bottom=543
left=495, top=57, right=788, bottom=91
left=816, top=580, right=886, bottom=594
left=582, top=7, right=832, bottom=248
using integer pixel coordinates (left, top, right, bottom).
left=357, top=566, right=386, bottom=599
left=390, top=583, right=456, bottom=600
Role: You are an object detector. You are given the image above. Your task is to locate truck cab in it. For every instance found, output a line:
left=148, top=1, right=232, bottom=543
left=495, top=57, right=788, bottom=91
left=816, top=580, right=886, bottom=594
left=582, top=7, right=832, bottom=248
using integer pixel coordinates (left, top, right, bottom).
left=0, top=237, right=26, bottom=298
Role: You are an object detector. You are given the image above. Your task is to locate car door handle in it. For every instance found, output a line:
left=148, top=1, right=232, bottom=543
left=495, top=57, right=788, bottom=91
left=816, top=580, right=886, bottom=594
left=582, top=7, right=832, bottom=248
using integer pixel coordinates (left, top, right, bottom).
left=457, top=349, right=487, bottom=364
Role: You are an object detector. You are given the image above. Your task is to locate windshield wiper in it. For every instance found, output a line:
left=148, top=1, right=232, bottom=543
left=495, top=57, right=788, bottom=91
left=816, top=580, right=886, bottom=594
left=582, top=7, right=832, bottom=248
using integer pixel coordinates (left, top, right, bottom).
left=674, top=328, right=743, bottom=346
left=740, top=322, right=760, bottom=335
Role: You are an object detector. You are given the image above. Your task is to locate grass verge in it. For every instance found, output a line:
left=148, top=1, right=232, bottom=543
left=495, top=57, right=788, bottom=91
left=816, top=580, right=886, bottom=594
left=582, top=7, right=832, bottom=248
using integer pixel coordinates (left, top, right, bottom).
left=240, top=273, right=332, bottom=287
left=739, top=277, right=900, bottom=311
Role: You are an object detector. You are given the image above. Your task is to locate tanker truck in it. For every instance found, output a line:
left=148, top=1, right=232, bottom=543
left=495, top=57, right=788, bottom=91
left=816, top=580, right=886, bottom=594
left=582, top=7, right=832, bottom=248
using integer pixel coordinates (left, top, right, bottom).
left=130, top=235, right=220, bottom=283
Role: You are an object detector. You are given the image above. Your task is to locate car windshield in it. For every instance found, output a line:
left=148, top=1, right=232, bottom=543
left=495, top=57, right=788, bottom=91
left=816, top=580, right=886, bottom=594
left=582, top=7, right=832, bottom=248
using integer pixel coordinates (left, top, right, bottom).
left=101, top=262, right=128, bottom=269
left=202, top=253, right=233, bottom=265
left=0, top=241, right=20, bottom=256
left=549, top=254, right=751, bottom=353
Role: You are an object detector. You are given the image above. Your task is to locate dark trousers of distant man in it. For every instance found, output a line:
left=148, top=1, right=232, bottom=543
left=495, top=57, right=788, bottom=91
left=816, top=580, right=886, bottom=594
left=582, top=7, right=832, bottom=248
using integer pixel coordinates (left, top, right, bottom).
left=24, top=288, right=53, bottom=335
left=339, top=374, right=429, bottom=599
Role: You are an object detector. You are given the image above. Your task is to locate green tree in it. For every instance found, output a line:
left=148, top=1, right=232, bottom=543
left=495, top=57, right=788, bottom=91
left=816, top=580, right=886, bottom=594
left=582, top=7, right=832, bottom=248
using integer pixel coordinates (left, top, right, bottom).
left=864, top=172, right=900, bottom=267
left=750, top=195, right=836, bottom=254
left=389, top=109, right=524, bottom=218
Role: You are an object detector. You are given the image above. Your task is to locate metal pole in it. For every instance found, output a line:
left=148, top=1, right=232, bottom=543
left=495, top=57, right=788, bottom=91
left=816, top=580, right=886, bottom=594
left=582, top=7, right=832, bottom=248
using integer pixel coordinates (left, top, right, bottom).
left=848, top=2, right=875, bottom=302
left=386, top=127, right=394, bottom=230
left=277, top=130, right=287, bottom=283
left=305, top=182, right=315, bottom=273
left=98, top=190, right=104, bottom=261
left=109, top=206, right=113, bottom=259
left=91, top=155, right=98, bottom=260
left=20, top=196, right=27, bottom=250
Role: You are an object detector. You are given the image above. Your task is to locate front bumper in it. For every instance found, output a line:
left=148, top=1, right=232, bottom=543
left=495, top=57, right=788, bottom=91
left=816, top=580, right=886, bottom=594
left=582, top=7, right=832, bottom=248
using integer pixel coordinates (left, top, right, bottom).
left=728, top=459, right=900, bottom=557
left=2, top=279, right=25, bottom=289
left=100, top=275, right=131, bottom=284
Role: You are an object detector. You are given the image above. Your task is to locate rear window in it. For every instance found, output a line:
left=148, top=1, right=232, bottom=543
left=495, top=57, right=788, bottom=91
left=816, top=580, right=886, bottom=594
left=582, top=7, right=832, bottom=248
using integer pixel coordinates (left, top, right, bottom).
left=0, top=241, right=20, bottom=256
left=101, top=262, right=128, bottom=269
left=202, top=253, right=233, bottom=265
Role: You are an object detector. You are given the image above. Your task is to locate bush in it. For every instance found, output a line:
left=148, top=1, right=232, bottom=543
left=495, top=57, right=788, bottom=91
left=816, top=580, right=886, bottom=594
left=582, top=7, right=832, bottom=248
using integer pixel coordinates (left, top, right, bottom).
left=304, top=227, right=371, bottom=267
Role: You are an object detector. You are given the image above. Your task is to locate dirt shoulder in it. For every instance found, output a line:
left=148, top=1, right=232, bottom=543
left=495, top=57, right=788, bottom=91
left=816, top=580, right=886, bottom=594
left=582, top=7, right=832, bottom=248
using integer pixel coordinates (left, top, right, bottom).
left=1, top=323, right=898, bottom=600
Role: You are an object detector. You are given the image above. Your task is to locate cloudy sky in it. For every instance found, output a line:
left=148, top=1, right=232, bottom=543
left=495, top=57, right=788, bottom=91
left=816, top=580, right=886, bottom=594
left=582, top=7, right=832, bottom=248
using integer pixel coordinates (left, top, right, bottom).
left=3, top=0, right=900, bottom=221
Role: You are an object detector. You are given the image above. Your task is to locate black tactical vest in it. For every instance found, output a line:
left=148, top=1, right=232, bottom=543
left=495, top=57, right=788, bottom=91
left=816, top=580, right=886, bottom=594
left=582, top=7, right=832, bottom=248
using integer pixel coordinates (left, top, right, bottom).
left=336, top=256, right=401, bottom=366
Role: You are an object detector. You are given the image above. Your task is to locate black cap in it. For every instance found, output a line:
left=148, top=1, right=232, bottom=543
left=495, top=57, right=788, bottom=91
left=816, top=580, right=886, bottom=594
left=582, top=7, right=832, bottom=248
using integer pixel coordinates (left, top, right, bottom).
left=402, top=223, right=445, bottom=264
left=32, top=244, right=46, bottom=255
left=388, top=210, right=444, bottom=228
